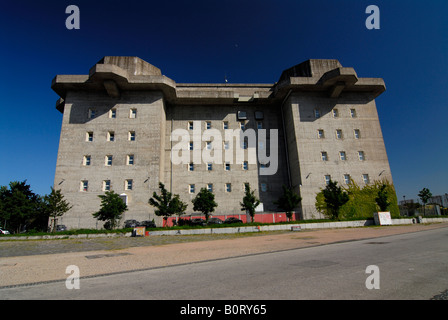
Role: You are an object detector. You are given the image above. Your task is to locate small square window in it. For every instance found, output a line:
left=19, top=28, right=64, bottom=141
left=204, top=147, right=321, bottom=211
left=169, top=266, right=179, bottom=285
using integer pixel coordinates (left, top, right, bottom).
left=130, top=108, right=137, bottom=119
left=344, top=174, right=351, bottom=185
left=188, top=121, right=194, bottom=130
left=109, top=108, right=116, bottom=118
left=325, top=175, right=331, bottom=186
left=189, top=142, right=194, bottom=151
left=242, top=161, right=248, bottom=170
left=108, top=131, right=115, bottom=142
left=321, top=152, right=328, bottom=161
left=314, top=109, right=321, bottom=119
left=336, top=129, right=343, bottom=139
left=86, top=132, right=93, bottom=142
left=83, top=155, right=91, bottom=166
left=206, top=121, right=211, bottom=130
left=125, top=179, right=133, bottom=190
left=339, top=151, right=346, bottom=161
left=363, top=174, right=370, bottom=184
left=105, top=155, right=113, bottom=166
left=81, top=180, right=88, bottom=192
left=225, top=162, right=231, bottom=171
left=240, top=121, right=246, bottom=130
left=333, top=109, right=339, bottom=118
left=224, top=141, right=230, bottom=150
left=223, top=121, right=229, bottom=130
left=207, top=184, right=213, bottom=192
left=206, top=141, right=212, bottom=150
left=350, top=109, right=357, bottom=118
left=189, top=184, right=195, bottom=193
left=358, top=151, right=365, bottom=161
left=188, top=163, right=194, bottom=171
left=103, top=180, right=111, bottom=191
left=129, top=131, right=136, bottom=141
left=354, top=129, right=360, bottom=139
left=127, top=155, right=134, bottom=165
left=207, top=163, right=213, bottom=171
left=225, top=183, right=232, bottom=192
left=257, top=121, right=263, bottom=129
left=317, top=129, right=325, bottom=139
left=88, top=109, right=96, bottom=119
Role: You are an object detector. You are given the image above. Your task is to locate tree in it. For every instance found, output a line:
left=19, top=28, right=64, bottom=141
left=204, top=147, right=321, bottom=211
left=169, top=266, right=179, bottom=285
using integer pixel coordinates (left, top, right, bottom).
left=418, top=187, right=432, bottom=216
left=274, top=185, right=302, bottom=221
left=322, top=180, right=349, bottom=220
left=92, top=191, right=127, bottom=230
left=375, top=184, right=391, bottom=212
left=149, top=182, right=188, bottom=226
left=44, top=187, right=73, bottom=232
left=192, top=188, right=218, bottom=222
left=240, top=183, right=261, bottom=223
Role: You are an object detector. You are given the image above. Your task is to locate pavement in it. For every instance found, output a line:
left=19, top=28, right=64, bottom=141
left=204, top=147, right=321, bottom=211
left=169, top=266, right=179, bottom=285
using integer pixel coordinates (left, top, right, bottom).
left=1, top=222, right=447, bottom=289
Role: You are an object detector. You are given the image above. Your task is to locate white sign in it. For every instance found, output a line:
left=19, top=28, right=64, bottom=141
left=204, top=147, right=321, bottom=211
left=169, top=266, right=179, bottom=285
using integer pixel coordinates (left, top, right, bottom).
left=374, top=212, right=392, bottom=225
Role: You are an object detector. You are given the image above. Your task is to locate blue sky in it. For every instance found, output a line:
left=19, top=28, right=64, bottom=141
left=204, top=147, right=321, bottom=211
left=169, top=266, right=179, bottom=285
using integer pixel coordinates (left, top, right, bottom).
left=0, top=0, right=447, bottom=203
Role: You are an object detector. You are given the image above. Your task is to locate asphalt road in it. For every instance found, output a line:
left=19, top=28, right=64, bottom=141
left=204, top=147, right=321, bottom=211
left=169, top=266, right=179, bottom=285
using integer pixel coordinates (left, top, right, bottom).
left=1, top=226, right=447, bottom=300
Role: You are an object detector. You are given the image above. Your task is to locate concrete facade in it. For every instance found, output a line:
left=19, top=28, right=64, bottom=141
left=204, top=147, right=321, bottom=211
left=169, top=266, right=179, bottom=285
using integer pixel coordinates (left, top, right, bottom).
left=52, top=56, right=393, bottom=228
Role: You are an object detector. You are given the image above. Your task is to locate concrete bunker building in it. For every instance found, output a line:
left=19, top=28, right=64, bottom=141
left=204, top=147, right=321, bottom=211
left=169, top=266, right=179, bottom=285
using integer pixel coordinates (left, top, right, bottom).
left=52, top=56, right=392, bottom=228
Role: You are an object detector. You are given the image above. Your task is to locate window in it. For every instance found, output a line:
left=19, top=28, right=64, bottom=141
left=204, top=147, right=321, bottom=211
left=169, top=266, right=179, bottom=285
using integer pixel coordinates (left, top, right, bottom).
left=129, top=131, right=136, bottom=141
left=207, top=163, right=213, bottom=171
left=314, top=109, right=321, bottom=119
left=207, top=184, right=213, bottom=192
left=188, top=121, right=194, bottom=130
left=317, top=129, right=325, bottom=139
left=81, top=180, right=88, bottom=192
left=225, top=183, right=232, bottom=192
left=257, top=121, right=263, bottom=129
left=240, top=121, right=246, bottom=130
left=127, top=154, right=134, bottom=165
left=339, top=151, right=346, bottom=161
left=242, top=141, right=248, bottom=149
left=223, top=121, right=229, bottom=130
left=350, top=109, right=357, bottom=118
left=363, top=174, right=370, bottom=184
left=261, top=183, right=268, bottom=192
left=325, top=175, right=331, bottom=186
left=206, top=141, right=212, bottom=150
left=88, top=109, right=96, bottom=119
left=105, top=155, right=113, bottom=166
left=83, top=155, right=91, bottom=166
left=86, top=132, right=93, bottom=142
left=206, top=121, right=211, bottom=130
left=125, top=179, right=133, bottom=190
left=103, top=180, right=111, bottom=191
left=242, top=161, right=248, bottom=170
left=333, top=109, right=339, bottom=118
left=130, top=108, right=137, bottom=119
left=224, top=141, right=230, bottom=150
left=189, top=184, right=195, bottom=194
left=188, top=163, right=194, bottom=171
left=225, top=162, right=231, bottom=171
left=354, top=129, right=360, bottom=139
left=189, top=142, right=194, bottom=151
left=108, top=131, right=115, bottom=142
left=344, top=174, right=351, bottom=185
left=321, top=151, right=328, bottom=161
left=109, top=108, right=116, bottom=118
left=336, top=129, right=343, bottom=140
left=358, top=151, right=365, bottom=161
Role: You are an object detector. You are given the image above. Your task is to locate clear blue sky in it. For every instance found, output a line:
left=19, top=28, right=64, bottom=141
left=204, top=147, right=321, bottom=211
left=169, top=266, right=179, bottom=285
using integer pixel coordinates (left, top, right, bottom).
left=1, top=0, right=447, bottom=203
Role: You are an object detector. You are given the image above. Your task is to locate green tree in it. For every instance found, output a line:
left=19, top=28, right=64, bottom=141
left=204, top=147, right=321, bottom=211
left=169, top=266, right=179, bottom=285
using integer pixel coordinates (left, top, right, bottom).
left=192, top=188, right=217, bottom=222
left=92, top=191, right=127, bottom=230
left=274, top=185, right=302, bottom=221
left=149, top=182, right=188, bottom=226
left=418, top=187, right=432, bottom=215
left=44, top=187, right=73, bottom=232
left=322, top=180, right=349, bottom=220
left=240, top=183, right=261, bottom=223
left=375, top=184, right=391, bottom=212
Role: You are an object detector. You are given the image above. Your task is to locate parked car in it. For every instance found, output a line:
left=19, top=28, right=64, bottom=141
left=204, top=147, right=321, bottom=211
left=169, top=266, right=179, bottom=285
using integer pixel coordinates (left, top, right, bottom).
left=224, top=217, right=243, bottom=224
left=207, top=217, right=223, bottom=225
left=124, top=219, right=140, bottom=228
left=56, top=225, right=67, bottom=232
left=0, top=228, right=10, bottom=235
left=189, top=218, right=206, bottom=226
left=140, top=220, right=156, bottom=228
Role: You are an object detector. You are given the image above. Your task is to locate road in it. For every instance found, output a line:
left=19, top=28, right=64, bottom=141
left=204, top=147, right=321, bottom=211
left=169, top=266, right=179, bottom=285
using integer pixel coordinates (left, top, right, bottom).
left=1, top=226, right=447, bottom=300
